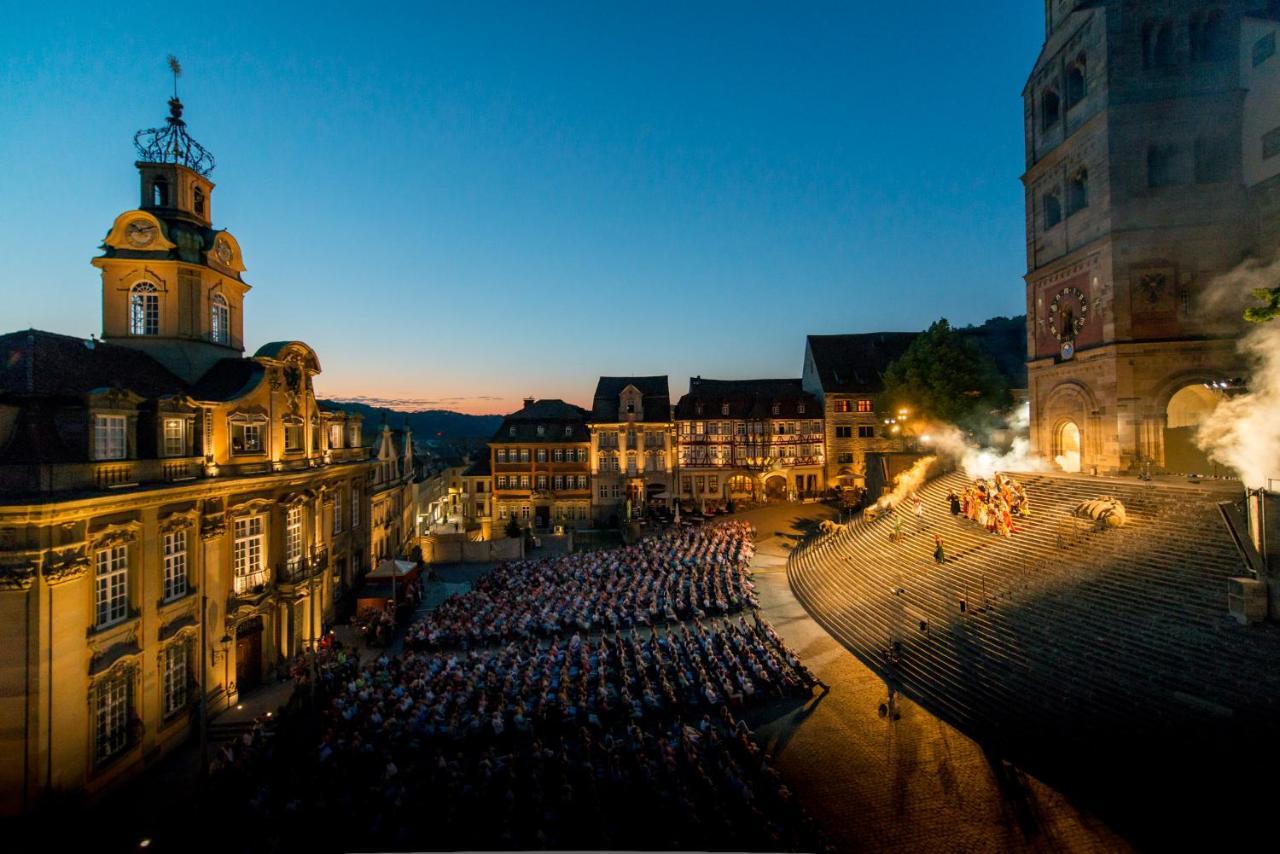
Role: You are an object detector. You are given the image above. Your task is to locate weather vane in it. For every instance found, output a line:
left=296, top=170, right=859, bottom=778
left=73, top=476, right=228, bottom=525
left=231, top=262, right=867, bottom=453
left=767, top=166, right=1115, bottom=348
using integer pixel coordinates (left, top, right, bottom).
left=168, top=55, right=182, bottom=99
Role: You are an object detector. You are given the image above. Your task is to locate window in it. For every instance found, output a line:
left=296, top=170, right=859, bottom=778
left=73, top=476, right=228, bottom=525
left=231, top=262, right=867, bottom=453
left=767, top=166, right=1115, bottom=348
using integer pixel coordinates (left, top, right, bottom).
left=95, top=415, right=127, bottom=460
left=1044, top=192, right=1063, bottom=229
left=152, top=177, right=168, bottom=206
left=536, top=475, right=548, bottom=490
left=681, top=476, right=692, bottom=494
left=1065, top=55, right=1086, bottom=108
left=350, top=487, right=360, bottom=528
left=857, top=399, right=873, bottom=413
left=520, top=449, right=530, bottom=462
left=129, top=283, right=160, bottom=336
left=1067, top=169, right=1089, bottom=214
left=1142, top=19, right=1176, bottom=69
left=627, top=452, right=637, bottom=475
left=162, top=418, right=185, bottom=457
left=519, top=475, right=530, bottom=488
left=564, top=425, right=572, bottom=437
left=95, top=672, right=131, bottom=763
left=95, top=545, right=129, bottom=627
left=1255, top=31, right=1276, bottom=67
left=333, top=490, right=343, bottom=535
left=233, top=516, right=267, bottom=593
left=536, top=425, right=545, bottom=437
left=1041, top=88, right=1061, bottom=130
left=1147, top=145, right=1178, bottom=188
left=520, top=506, right=529, bottom=520
left=835, top=425, right=853, bottom=439
left=286, top=505, right=303, bottom=571
left=162, top=642, right=188, bottom=717
left=553, top=449, right=564, bottom=463
left=1265, top=126, right=1280, bottom=161
left=695, top=476, right=706, bottom=493
left=509, top=425, right=516, bottom=437
left=858, top=425, right=876, bottom=438
left=536, top=449, right=547, bottom=463
left=576, top=475, right=587, bottom=488
left=831, top=400, right=848, bottom=414
left=1191, top=9, right=1229, bottom=62
left=193, top=185, right=205, bottom=216
left=709, top=476, right=719, bottom=493
left=348, top=423, right=360, bottom=447
left=210, top=294, right=230, bottom=345
left=328, top=424, right=343, bottom=449
left=284, top=422, right=304, bottom=453
left=1194, top=136, right=1230, bottom=184
left=797, top=403, right=806, bottom=414
left=837, top=452, right=854, bottom=464
left=771, top=403, right=781, bottom=416
left=232, top=422, right=263, bottom=454
left=163, top=530, right=188, bottom=602
left=720, top=403, right=730, bottom=415
left=497, top=475, right=509, bottom=488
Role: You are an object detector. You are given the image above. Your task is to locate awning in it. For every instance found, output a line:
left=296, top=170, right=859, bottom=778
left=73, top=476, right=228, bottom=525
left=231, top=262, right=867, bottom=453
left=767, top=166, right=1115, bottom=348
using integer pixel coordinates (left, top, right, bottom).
left=367, top=559, right=418, bottom=580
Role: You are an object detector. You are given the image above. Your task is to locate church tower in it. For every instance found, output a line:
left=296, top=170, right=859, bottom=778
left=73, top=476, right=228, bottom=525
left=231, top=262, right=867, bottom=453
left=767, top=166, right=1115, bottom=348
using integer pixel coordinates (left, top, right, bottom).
left=92, top=75, right=251, bottom=384
left=1023, top=1, right=1275, bottom=475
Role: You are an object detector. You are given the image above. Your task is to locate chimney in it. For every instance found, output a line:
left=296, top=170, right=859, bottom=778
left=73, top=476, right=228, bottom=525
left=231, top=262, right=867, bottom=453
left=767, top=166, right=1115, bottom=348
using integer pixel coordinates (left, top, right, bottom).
left=523, top=397, right=535, bottom=409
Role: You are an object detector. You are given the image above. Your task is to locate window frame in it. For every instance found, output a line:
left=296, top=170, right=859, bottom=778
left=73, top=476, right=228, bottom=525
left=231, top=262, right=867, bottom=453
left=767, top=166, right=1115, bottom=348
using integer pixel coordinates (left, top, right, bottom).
left=162, top=529, right=188, bottom=602
left=94, top=414, right=128, bottom=461
left=129, top=282, right=160, bottom=336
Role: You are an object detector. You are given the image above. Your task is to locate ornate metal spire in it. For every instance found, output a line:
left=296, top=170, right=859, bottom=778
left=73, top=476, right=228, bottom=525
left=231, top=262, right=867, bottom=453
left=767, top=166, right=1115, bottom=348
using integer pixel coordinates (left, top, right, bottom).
left=132, top=56, right=216, bottom=176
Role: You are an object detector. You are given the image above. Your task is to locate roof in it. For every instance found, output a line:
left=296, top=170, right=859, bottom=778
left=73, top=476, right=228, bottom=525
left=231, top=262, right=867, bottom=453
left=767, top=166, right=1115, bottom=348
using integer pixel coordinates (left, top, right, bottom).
left=462, top=455, right=492, bottom=477
left=805, top=333, right=918, bottom=395
left=590, top=375, right=671, bottom=423
left=675, top=378, right=821, bottom=420
left=493, top=399, right=590, bottom=442
left=0, top=329, right=189, bottom=400
left=189, top=358, right=264, bottom=402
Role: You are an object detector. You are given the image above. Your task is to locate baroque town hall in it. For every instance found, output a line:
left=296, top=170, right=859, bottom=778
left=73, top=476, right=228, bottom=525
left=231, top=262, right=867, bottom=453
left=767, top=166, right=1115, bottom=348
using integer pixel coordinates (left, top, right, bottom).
left=0, top=96, right=414, bottom=810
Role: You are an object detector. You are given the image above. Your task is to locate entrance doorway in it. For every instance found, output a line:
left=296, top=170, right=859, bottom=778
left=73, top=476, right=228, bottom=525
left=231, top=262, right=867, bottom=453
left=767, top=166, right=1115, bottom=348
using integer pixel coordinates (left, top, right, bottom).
left=1056, top=421, right=1082, bottom=472
left=764, top=475, right=787, bottom=502
left=535, top=505, right=550, bottom=530
left=235, top=618, right=263, bottom=693
left=1164, top=385, right=1222, bottom=474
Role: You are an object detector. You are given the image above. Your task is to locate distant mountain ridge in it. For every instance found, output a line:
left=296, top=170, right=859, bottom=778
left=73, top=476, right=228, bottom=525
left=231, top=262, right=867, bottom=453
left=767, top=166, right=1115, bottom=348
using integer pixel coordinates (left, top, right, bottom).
left=318, top=400, right=502, bottom=441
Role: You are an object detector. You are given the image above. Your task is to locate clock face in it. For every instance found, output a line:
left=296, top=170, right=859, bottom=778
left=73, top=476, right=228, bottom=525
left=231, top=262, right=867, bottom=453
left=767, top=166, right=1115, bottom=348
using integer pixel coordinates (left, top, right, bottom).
left=214, top=238, right=232, bottom=265
left=1047, top=286, right=1090, bottom=343
left=125, top=220, right=157, bottom=248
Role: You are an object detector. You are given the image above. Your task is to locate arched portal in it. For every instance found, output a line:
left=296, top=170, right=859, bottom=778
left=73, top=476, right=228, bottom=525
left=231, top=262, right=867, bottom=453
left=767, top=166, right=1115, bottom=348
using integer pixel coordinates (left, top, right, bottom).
left=1163, top=384, right=1223, bottom=474
left=1057, top=421, right=1082, bottom=473
left=763, top=474, right=788, bottom=502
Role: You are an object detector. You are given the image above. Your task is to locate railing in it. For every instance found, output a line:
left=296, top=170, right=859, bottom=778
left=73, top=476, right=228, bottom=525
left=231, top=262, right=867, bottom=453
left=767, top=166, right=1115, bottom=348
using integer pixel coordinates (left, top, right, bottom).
left=93, top=462, right=136, bottom=489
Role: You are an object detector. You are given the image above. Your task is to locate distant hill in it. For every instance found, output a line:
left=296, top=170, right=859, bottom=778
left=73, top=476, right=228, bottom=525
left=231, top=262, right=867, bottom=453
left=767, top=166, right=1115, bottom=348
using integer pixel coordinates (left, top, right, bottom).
left=957, top=315, right=1027, bottom=389
left=318, top=400, right=502, bottom=442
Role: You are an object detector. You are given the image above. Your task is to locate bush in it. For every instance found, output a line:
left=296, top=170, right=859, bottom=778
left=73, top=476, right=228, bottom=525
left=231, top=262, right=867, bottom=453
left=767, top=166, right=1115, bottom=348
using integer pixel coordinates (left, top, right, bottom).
left=504, top=516, right=521, bottom=539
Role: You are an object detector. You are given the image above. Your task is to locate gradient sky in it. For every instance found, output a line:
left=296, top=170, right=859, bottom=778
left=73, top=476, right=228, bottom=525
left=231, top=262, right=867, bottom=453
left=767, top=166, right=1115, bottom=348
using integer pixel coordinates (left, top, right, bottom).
left=1, top=2, right=1042, bottom=415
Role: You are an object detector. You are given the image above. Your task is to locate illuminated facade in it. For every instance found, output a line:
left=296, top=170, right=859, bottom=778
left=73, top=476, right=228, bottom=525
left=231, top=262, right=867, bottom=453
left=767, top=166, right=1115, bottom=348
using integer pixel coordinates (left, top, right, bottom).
left=491, top=399, right=592, bottom=530
left=0, top=97, right=372, bottom=812
left=588, top=376, right=675, bottom=521
left=370, top=422, right=419, bottom=565
left=674, top=378, right=824, bottom=505
left=1024, top=1, right=1279, bottom=474
left=801, top=333, right=917, bottom=489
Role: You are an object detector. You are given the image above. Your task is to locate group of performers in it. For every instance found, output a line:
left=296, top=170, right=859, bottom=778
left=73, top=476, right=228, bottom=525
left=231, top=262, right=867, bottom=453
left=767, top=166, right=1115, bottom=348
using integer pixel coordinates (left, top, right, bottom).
left=947, top=473, right=1030, bottom=538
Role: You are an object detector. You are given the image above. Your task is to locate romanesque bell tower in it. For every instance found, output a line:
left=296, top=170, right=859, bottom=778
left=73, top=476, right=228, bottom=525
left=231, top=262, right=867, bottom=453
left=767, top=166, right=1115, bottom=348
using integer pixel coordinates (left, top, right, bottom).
left=93, top=83, right=252, bottom=384
left=1022, top=1, right=1273, bottom=475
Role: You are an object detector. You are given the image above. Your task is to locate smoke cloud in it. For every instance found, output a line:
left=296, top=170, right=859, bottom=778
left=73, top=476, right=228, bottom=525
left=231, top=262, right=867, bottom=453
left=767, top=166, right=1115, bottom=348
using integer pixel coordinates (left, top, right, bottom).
left=1194, top=256, right=1280, bottom=490
left=920, top=408, right=1053, bottom=480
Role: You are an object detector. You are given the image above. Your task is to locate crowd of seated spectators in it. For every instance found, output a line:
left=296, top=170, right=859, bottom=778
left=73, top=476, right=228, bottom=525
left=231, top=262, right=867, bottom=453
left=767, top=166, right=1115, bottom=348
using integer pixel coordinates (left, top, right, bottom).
left=408, top=521, right=758, bottom=649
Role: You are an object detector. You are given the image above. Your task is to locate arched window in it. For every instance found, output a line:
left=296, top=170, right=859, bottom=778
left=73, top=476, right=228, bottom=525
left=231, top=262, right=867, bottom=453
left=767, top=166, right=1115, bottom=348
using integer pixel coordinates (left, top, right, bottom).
left=1065, top=55, right=1087, bottom=108
left=129, top=283, right=160, bottom=336
left=152, top=177, right=168, bottom=207
left=210, top=293, right=230, bottom=345
left=1044, top=191, right=1063, bottom=228
left=1067, top=169, right=1089, bottom=215
left=1143, top=19, right=1177, bottom=68
left=1041, top=88, right=1061, bottom=130
left=193, top=186, right=205, bottom=216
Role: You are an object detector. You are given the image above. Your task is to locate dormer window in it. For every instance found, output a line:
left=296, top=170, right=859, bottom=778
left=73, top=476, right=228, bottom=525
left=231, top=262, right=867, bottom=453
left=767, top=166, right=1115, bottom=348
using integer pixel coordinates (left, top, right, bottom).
left=230, top=417, right=266, bottom=455
left=564, top=425, right=572, bottom=437
left=721, top=403, right=730, bottom=415
left=210, top=294, right=230, bottom=345
left=626, top=403, right=635, bottom=414
left=94, top=415, right=128, bottom=461
left=771, top=403, right=781, bottom=416
left=798, top=403, right=806, bottom=414
left=129, top=283, right=160, bottom=336
left=509, top=425, right=517, bottom=437
left=695, top=404, right=704, bottom=416
left=536, top=425, right=545, bottom=437
left=162, top=418, right=187, bottom=457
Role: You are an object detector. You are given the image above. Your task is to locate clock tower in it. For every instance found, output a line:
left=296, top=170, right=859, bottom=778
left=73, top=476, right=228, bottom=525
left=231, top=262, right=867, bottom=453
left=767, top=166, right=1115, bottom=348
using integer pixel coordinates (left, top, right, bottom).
left=92, top=93, right=251, bottom=384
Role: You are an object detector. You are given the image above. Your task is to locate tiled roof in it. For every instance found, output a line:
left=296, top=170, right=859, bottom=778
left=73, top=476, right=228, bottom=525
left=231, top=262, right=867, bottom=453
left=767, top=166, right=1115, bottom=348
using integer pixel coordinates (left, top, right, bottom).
left=493, top=399, right=590, bottom=442
left=590, top=375, right=671, bottom=423
left=0, top=329, right=189, bottom=400
left=805, top=333, right=918, bottom=395
left=675, top=378, right=822, bottom=420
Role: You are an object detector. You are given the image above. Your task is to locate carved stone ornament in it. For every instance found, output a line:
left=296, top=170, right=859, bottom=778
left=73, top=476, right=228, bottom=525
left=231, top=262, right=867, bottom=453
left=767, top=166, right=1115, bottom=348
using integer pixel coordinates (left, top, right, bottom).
left=0, top=560, right=38, bottom=591
left=200, top=515, right=227, bottom=541
left=43, top=550, right=91, bottom=585
left=160, top=510, right=198, bottom=534
left=90, top=523, right=141, bottom=551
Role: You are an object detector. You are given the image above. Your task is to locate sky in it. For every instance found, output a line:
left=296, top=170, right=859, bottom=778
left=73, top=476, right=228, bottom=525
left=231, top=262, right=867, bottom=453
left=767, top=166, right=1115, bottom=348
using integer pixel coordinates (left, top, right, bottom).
left=1, top=1, right=1043, bottom=415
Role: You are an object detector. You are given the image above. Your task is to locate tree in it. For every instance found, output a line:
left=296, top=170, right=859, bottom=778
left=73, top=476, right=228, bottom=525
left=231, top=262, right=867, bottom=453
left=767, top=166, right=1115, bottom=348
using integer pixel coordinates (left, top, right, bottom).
left=1245, top=286, right=1280, bottom=323
left=504, top=515, right=521, bottom=539
left=881, top=318, right=1012, bottom=428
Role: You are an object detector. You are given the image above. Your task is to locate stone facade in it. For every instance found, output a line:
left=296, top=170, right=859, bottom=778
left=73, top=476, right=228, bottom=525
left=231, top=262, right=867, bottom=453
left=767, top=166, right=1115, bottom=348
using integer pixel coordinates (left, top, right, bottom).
left=0, top=99, right=374, bottom=813
left=1024, top=1, right=1278, bottom=474
left=588, top=377, right=675, bottom=523
left=491, top=399, right=592, bottom=531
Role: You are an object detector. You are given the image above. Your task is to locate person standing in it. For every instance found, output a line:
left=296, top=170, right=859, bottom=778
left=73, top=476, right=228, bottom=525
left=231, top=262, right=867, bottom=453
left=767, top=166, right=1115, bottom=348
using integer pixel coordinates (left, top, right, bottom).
left=913, top=495, right=926, bottom=531
left=933, top=534, right=946, bottom=565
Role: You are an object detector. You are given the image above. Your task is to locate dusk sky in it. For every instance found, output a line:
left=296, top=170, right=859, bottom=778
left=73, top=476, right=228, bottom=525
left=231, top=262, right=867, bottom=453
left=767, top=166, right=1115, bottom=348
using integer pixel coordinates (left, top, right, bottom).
left=2, top=2, right=1042, bottom=415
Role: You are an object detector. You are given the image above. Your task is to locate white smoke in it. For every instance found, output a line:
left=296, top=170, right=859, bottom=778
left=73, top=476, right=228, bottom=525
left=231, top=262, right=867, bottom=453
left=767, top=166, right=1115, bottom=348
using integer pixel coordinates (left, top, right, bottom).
left=874, top=456, right=936, bottom=511
left=921, top=420, right=1052, bottom=480
left=1194, top=256, right=1280, bottom=489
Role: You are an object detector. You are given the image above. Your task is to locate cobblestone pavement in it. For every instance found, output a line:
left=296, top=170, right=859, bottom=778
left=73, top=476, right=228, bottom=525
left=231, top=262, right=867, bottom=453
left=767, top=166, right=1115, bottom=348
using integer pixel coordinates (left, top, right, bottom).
left=734, top=502, right=1128, bottom=854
